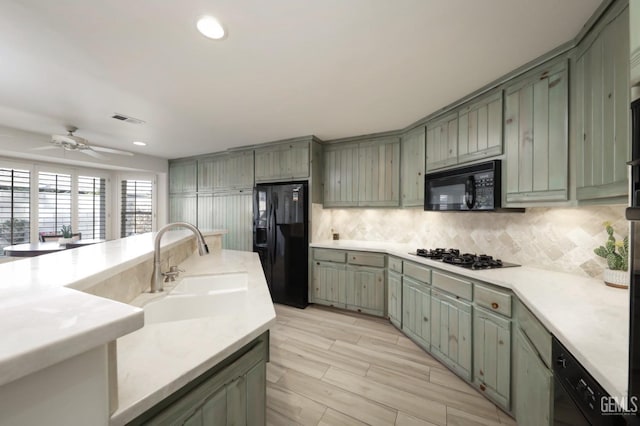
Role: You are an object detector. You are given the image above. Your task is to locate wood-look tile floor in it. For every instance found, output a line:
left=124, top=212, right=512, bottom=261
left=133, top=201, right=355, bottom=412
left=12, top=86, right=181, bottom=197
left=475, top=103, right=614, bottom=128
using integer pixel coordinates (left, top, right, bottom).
left=267, top=304, right=518, bottom=426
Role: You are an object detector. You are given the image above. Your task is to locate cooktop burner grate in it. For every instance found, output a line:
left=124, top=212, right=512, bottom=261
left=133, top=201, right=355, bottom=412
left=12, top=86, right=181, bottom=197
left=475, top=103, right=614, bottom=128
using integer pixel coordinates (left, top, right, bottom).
left=414, top=248, right=520, bottom=269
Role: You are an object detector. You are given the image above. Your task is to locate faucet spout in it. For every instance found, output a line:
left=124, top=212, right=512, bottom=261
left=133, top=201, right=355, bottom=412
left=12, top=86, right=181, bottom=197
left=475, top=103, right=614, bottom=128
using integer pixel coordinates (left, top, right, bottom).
left=151, top=222, right=209, bottom=293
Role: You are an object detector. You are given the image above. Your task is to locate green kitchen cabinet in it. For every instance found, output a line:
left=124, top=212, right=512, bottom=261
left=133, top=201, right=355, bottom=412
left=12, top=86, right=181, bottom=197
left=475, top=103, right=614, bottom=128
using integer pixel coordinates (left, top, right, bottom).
left=169, top=159, right=198, bottom=194
left=254, top=141, right=310, bottom=182
left=457, top=90, right=503, bottom=164
left=197, top=190, right=252, bottom=251
left=134, top=333, right=268, bottom=426
left=198, top=150, right=254, bottom=192
left=346, top=265, right=385, bottom=316
left=400, top=126, right=426, bottom=207
left=575, top=4, right=630, bottom=201
left=387, top=270, right=402, bottom=328
left=401, top=276, right=431, bottom=351
left=312, top=260, right=347, bottom=308
left=504, top=58, right=569, bottom=203
left=632, top=0, right=640, bottom=87
left=426, top=112, right=458, bottom=171
left=169, top=193, right=197, bottom=224
left=514, top=328, right=553, bottom=426
left=323, top=142, right=360, bottom=207
left=473, top=308, right=511, bottom=410
left=430, top=288, right=472, bottom=380
left=357, top=137, right=400, bottom=207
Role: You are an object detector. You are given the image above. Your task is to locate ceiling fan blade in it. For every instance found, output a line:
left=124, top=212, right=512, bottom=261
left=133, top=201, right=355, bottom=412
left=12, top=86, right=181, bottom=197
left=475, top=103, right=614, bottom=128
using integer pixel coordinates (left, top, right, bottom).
left=81, top=149, right=106, bottom=159
left=91, top=146, right=134, bottom=156
left=31, top=146, right=59, bottom=151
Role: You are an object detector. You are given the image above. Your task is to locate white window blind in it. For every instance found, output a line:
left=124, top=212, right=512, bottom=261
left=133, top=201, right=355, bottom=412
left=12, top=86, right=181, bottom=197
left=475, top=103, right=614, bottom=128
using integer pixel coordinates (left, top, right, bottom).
left=121, top=179, right=153, bottom=237
left=0, top=168, right=30, bottom=251
left=38, top=172, right=72, bottom=236
left=78, top=175, right=106, bottom=239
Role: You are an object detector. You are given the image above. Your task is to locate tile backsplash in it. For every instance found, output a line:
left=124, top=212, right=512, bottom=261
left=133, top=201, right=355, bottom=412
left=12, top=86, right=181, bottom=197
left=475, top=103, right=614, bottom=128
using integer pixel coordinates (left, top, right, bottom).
left=311, top=203, right=628, bottom=278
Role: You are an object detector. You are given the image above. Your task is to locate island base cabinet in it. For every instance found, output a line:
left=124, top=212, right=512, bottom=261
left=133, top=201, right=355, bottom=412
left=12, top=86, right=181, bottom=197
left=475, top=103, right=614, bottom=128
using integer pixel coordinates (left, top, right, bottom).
left=135, top=333, right=268, bottom=426
left=473, top=308, right=511, bottom=411
left=430, top=290, right=472, bottom=380
left=401, top=277, right=431, bottom=351
left=514, top=328, right=553, bottom=426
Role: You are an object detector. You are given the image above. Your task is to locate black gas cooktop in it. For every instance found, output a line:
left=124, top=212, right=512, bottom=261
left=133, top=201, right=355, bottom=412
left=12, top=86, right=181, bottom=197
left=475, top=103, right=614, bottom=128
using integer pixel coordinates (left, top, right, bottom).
left=413, top=248, right=520, bottom=270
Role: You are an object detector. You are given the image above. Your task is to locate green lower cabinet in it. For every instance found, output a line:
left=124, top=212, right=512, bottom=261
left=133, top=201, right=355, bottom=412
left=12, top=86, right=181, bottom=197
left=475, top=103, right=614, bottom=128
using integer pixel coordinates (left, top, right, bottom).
left=387, top=270, right=402, bottom=328
left=473, top=308, right=511, bottom=411
left=137, top=333, right=268, bottom=426
left=401, top=276, right=431, bottom=350
left=312, top=261, right=347, bottom=308
left=430, top=290, right=472, bottom=380
left=514, top=328, right=553, bottom=426
left=346, top=265, right=385, bottom=316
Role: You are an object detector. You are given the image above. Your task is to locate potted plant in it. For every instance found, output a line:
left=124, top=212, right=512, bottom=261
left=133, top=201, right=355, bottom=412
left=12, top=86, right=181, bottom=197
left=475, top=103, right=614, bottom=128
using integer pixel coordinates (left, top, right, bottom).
left=58, top=225, right=73, bottom=245
left=594, top=222, right=629, bottom=289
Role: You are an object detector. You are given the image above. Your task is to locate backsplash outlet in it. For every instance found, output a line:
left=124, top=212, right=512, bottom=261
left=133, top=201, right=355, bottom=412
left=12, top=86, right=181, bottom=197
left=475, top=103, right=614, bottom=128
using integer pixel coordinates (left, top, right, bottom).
left=311, top=204, right=627, bottom=278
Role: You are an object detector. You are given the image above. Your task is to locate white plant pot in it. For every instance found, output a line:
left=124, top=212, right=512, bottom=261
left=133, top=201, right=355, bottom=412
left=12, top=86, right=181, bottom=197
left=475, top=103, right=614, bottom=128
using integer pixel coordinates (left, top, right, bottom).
left=603, top=268, right=629, bottom=289
left=58, top=237, right=73, bottom=246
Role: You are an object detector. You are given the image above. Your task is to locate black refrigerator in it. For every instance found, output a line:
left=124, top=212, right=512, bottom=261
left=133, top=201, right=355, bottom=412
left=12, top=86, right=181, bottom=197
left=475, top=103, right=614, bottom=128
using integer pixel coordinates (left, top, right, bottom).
left=629, top=98, right=640, bottom=417
left=253, top=182, right=309, bottom=308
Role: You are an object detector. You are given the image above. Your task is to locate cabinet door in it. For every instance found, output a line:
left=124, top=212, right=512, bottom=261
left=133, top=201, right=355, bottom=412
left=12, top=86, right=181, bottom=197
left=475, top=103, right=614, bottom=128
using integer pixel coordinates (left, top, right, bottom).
left=323, top=143, right=359, bottom=207
left=632, top=0, right=640, bottom=86
left=199, top=151, right=254, bottom=192
left=312, top=261, right=347, bottom=307
left=346, top=265, right=385, bottom=315
left=458, top=91, right=503, bottom=164
left=514, top=328, right=553, bottom=426
left=575, top=6, right=630, bottom=201
left=357, top=138, right=400, bottom=207
left=255, top=142, right=309, bottom=182
left=430, top=290, right=472, bottom=380
left=169, top=160, right=198, bottom=194
left=401, top=276, right=430, bottom=350
left=197, top=191, right=252, bottom=250
left=473, top=308, right=511, bottom=410
left=388, top=270, right=402, bottom=328
left=401, top=126, right=426, bottom=207
left=426, top=112, right=458, bottom=171
left=504, top=59, right=568, bottom=203
left=170, top=193, right=198, bottom=224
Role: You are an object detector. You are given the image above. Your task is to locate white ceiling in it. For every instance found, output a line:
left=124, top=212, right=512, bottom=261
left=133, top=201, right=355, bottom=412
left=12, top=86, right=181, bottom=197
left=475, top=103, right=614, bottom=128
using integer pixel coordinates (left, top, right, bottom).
left=0, top=0, right=601, bottom=159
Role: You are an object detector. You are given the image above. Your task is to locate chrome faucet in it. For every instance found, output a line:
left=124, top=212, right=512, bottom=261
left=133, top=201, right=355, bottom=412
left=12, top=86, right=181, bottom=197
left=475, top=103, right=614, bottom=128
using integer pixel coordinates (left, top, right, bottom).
left=151, top=222, right=209, bottom=293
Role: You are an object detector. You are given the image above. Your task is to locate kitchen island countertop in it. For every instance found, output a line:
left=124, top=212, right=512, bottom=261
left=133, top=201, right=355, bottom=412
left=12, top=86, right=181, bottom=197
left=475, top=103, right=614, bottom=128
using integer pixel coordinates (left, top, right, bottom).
left=311, top=239, right=629, bottom=402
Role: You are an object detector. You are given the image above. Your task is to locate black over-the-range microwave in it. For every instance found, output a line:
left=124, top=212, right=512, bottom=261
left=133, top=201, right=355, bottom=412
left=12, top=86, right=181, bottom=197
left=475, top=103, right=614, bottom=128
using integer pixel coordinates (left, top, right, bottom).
left=424, top=160, right=508, bottom=212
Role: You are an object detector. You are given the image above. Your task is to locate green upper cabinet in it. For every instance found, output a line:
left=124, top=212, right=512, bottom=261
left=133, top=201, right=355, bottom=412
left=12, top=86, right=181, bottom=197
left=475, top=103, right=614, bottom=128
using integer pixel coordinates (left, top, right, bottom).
left=575, top=4, right=630, bottom=201
left=170, top=193, right=197, bottom=224
left=632, top=0, right=640, bottom=87
left=323, top=142, right=359, bottom=207
left=323, top=137, right=400, bottom=207
left=357, top=137, right=400, bottom=207
left=400, top=126, right=426, bottom=207
left=426, top=112, right=458, bottom=171
left=458, top=90, right=503, bottom=164
left=504, top=58, right=569, bottom=203
left=254, top=141, right=309, bottom=182
left=198, top=151, right=254, bottom=192
left=169, top=160, right=198, bottom=194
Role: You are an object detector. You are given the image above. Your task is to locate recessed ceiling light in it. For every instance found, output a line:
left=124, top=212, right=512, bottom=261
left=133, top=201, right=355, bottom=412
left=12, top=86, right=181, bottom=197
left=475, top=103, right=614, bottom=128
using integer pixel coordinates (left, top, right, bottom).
left=133, top=141, right=147, bottom=146
left=197, top=16, right=226, bottom=40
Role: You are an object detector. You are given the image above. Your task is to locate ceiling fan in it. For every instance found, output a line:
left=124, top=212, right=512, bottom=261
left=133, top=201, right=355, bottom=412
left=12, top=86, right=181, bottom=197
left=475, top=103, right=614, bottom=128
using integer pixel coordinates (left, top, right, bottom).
left=32, top=126, right=134, bottom=159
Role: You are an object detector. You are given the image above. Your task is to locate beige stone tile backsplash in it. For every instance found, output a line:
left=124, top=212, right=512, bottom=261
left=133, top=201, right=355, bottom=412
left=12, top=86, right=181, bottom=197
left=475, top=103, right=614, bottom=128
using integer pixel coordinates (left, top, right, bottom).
left=311, top=203, right=628, bottom=279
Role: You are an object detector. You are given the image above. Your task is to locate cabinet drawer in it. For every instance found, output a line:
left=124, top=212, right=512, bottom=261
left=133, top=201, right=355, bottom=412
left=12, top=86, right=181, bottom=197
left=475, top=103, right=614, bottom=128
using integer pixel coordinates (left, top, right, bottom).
left=475, top=284, right=511, bottom=317
left=314, top=248, right=346, bottom=263
left=432, top=271, right=472, bottom=301
left=515, top=299, right=552, bottom=368
left=403, top=262, right=431, bottom=284
left=348, top=252, right=385, bottom=268
left=388, top=256, right=403, bottom=273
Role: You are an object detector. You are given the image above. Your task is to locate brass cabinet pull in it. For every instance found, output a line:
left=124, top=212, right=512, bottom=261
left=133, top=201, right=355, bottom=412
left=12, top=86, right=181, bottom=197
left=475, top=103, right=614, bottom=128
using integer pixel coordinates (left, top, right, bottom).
left=491, top=302, right=499, bottom=309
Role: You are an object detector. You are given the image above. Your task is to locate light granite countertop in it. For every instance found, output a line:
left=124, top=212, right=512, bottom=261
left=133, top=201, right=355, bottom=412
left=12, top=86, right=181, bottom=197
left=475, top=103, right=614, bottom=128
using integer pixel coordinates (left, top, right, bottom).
left=311, top=240, right=630, bottom=401
left=111, top=249, right=276, bottom=426
left=0, top=229, right=228, bottom=388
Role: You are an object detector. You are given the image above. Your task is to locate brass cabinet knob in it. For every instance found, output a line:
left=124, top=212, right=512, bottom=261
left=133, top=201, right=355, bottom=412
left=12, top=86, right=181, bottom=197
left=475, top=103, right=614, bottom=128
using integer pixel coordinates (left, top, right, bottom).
left=491, top=302, right=499, bottom=309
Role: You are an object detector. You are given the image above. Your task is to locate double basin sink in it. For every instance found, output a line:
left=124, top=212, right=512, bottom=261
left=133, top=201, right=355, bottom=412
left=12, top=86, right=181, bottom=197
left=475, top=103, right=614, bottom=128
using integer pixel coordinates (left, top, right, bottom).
left=143, top=272, right=249, bottom=324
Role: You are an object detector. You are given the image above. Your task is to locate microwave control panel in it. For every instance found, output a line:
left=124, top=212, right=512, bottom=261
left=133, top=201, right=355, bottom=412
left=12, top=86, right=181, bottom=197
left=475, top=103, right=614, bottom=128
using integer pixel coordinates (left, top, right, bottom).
left=473, top=172, right=495, bottom=209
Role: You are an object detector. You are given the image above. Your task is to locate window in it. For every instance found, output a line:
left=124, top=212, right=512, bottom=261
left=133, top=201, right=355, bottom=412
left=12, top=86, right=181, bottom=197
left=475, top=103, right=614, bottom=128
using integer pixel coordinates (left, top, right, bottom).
left=121, top=179, right=153, bottom=237
left=78, top=176, right=106, bottom=239
left=0, top=168, right=30, bottom=251
left=38, top=172, right=72, bottom=236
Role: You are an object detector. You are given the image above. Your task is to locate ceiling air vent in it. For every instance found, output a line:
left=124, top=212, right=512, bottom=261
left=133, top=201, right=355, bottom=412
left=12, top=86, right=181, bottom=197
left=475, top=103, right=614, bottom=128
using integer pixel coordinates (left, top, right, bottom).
left=111, top=113, right=145, bottom=125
